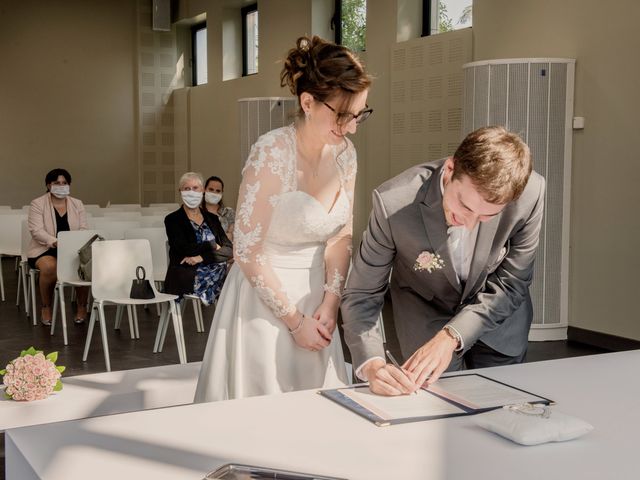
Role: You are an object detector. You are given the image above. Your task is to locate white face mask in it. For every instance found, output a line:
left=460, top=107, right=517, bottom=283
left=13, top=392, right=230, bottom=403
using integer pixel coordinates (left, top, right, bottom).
left=50, top=185, right=70, bottom=199
left=181, top=190, right=203, bottom=209
left=205, top=192, right=222, bottom=205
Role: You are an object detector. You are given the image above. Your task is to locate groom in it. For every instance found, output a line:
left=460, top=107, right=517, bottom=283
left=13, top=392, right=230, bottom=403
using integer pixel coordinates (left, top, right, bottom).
left=341, top=126, right=545, bottom=395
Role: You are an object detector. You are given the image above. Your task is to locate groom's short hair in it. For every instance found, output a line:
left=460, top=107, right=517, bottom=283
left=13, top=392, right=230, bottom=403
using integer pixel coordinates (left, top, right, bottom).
left=452, top=126, right=532, bottom=204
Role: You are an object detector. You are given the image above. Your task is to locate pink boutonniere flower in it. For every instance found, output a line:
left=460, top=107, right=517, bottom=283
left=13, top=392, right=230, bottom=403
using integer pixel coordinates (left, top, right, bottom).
left=414, top=251, right=445, bottom=273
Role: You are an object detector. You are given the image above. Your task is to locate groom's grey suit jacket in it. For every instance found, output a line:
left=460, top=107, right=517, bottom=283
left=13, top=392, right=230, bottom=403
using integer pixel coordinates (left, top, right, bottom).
left=342, top=159, right=545, bottom=371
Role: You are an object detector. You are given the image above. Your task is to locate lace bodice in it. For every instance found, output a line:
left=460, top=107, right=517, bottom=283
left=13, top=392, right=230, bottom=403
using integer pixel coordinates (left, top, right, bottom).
left=234, top=125, right=357, bottom=318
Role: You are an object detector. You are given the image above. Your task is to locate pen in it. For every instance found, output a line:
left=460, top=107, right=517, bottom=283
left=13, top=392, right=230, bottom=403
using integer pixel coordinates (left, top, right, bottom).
left=385, top=349, right=417, bottom=394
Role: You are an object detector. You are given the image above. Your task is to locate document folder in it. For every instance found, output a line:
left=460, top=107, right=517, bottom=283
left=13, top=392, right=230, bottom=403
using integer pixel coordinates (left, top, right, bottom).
left=319, top=373, right=553, bottom=427
left=204, top=463, right=347, bottom=479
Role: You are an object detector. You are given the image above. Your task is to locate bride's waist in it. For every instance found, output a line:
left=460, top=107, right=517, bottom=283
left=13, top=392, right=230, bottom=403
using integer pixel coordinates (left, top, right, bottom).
left=263, top=242, right=325, bottom=268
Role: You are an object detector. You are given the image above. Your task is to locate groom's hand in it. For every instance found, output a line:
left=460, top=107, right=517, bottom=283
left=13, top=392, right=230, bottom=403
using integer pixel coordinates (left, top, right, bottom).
left=403, top=330, right=457, bottom=387
left=362, top=358, right=418, bottom=396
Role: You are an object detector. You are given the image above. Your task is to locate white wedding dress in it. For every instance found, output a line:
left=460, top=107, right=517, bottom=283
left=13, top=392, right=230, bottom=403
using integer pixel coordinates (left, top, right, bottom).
left=194, top=125, right=356, bottom=402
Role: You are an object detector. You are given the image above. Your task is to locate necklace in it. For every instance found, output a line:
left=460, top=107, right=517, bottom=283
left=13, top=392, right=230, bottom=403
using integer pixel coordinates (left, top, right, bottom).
left=296, top=125, right=322, bottom=178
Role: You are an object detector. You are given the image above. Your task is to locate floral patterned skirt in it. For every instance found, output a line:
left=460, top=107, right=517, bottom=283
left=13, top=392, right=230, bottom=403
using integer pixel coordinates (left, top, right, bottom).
left=193, top=262, right=227, bottom=306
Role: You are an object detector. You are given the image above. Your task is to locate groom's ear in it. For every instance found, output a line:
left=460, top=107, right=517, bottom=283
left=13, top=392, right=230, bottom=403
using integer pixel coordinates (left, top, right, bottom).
left=444, top=157, right=455, bottom=174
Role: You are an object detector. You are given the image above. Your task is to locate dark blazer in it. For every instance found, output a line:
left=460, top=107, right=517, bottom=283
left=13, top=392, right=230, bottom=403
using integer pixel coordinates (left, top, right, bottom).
left=341, top=158, right=545, bottom=371
left=164, top=207, right=233, bottom=297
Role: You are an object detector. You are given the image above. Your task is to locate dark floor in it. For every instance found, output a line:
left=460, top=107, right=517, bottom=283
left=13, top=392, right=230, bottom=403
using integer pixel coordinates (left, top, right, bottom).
left=0, top=256, right=608, bottom=479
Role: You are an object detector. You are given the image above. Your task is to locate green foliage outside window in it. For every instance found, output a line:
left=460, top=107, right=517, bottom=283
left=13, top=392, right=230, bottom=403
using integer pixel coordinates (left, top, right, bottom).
left=341, top=0, right=366, bottom=52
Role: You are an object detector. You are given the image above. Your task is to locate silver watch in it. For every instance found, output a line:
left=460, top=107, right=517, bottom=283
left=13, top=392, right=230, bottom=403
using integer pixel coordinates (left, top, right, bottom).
left=443, top=325, right=462, bottom=350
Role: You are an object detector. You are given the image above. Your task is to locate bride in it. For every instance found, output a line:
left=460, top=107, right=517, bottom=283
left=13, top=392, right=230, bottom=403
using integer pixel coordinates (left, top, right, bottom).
left=194, top=36, right=372, bottom=402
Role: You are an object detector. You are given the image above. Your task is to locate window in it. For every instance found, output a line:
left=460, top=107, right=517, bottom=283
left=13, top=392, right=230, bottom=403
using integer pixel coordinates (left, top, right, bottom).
left=423, top=0, right=472, bottom=36
left=242, top=4, right=259, bottom=76
left=333, top=0, right=366, bottom=52
left=192, top=23, right=208, bottom=85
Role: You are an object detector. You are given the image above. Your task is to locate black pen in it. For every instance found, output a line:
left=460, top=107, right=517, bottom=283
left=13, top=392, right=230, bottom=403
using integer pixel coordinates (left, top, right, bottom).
left=385, top=349, right=418, bottom=394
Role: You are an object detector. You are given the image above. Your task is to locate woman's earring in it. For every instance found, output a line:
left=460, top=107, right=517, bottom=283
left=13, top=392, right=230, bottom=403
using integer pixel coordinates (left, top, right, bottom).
left=305, top=111, right=311, bottom=121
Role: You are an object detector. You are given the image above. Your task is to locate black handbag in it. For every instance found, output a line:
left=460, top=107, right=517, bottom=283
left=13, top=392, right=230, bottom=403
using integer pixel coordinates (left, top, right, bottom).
left=129, top=266, right=155, bottom=299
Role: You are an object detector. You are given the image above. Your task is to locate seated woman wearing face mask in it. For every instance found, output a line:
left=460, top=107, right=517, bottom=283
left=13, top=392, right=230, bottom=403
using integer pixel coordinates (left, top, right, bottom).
left=27, top=168, right=89, bottom=326
left=163, top=172, right=233, bottom=306
left=202, top=175, right=235, bottom=242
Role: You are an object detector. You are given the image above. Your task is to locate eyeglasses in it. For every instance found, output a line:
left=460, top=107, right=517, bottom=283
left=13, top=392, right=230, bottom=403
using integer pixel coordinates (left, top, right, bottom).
left=320, top=101, right=373, bottom=126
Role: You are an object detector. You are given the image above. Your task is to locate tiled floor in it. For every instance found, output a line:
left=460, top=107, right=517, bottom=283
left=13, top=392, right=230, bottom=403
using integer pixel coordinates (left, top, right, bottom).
left=0, top=256, right=608, bottom=479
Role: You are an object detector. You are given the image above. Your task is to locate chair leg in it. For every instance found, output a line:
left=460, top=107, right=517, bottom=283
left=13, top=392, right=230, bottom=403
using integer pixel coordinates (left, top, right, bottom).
left=133, top=305, right=140, bottom=339
left=29, top=271, right=37, bottom=325
left=97, top=303, right=111, bottom=371
left=159, top=303, right=171, bottom=352
left=126, top=305, right=135, bottom=339
left=191, top=297, right=203, bottom=332
left=22, top=265, right=30, bottom=316
left=0, top=258, right=5, bottom=302
left=60, top=285, right=68, bottom=345
left=153, top=303, right=168, bottom=353
left=114, top=305, right=123, bottom=329
left=169, top=300, right=186, bottom=364
left=83, top=302, right=97, bottom=361
left=51, top=285, right=58, bottom=334
left=198, top=300, right=205, bottom=331
left=16, top=262, right=22, bottom=307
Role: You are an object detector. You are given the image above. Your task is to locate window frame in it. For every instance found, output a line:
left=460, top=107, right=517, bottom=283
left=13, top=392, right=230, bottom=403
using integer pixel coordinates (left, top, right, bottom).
left=332, top=0, right=367, bottom=52
left=422, top=0, right=472, bottom=37
left=241, top=3, right=258, bottom=77
left=191, top=22, right=207, bottom=86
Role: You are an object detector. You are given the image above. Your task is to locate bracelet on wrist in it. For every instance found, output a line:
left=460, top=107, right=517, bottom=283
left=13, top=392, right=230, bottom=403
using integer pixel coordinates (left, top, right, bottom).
left=288, top=314, right=305, bottom=335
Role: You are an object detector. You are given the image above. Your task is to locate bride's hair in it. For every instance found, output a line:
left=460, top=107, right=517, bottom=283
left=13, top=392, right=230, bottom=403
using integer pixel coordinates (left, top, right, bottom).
left=280, top=36, right=371, bottom=117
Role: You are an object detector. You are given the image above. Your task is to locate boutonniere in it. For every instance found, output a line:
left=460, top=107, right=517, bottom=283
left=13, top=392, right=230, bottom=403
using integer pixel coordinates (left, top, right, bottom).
left=414, top=251, right=445, bottom=273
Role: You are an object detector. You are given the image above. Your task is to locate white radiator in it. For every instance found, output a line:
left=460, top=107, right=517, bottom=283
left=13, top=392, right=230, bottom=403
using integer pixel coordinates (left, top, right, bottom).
left=462, top=58, right=575, bottom=341
left=238, top=97, right=298, bottom=170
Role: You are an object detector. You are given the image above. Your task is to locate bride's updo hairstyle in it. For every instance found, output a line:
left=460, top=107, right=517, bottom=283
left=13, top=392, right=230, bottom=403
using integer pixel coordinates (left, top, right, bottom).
left=280, top=36, right=371, bottom=120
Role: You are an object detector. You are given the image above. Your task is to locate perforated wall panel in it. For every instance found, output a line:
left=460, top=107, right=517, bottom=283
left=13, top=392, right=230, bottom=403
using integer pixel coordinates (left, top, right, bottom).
left=462, top=59, right=575, bottom=340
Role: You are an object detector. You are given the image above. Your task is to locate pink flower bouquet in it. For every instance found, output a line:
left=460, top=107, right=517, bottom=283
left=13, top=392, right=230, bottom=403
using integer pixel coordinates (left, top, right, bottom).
left=1, top=347, right=65, bottom=401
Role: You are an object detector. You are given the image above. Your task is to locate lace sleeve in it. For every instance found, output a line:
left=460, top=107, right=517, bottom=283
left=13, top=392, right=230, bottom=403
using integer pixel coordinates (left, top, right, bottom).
left=233, top=131, right=297, bottom=319
left=323, top=140, right=357, bottom=299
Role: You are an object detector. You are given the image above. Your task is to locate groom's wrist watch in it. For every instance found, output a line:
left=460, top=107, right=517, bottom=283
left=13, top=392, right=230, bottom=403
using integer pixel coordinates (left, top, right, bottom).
left=443, top=325, right=463, bottom=351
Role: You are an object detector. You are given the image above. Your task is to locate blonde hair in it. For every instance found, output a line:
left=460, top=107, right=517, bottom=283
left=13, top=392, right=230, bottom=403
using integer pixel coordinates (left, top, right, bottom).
left=178, top=172, right=204, bottom=190
left=452, top=126, right=532, bottom=204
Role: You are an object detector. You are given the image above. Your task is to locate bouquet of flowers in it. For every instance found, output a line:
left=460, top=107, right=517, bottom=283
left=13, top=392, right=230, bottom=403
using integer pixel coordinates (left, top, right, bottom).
left=0, top=347, right=65, bottom=401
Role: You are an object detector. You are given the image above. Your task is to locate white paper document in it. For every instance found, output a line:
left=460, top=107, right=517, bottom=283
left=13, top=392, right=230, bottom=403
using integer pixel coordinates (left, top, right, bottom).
left=427, top=375, right=548, bottom=410
left=342, top=386, right=465, bottom=420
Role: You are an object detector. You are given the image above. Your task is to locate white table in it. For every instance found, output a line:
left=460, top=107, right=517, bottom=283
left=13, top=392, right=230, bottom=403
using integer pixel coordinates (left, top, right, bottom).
left=1, top=362, right=201, bottom=432
left=6, top=351, right=638, bottom=480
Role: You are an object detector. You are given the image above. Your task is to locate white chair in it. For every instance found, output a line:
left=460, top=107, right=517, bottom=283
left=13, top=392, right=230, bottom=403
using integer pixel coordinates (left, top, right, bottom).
left=88, top=219, right=141, bottom=239
left=0, top=213, right=26, bottom=302
left=139, top=215, right=165, bottom=227
left=126, top=226, right=207, bottom=336
left=0, top=205, right=12, bottom=210
left=149, top=202, right=179, bottom=210
left=105, top=203, right=141, bottom=212
left=122, top=227, right=170, bottom=333
left=50, top=230, right=103, bottom=345
left=140, top=207, right=172, bottom=216
left=100, top=211, right=142, bottom=220
left=83, top=239, right=185, bottom=371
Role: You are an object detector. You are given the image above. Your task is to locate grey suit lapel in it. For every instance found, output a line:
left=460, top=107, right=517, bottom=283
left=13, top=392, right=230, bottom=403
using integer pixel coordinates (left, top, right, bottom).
left=419, top=165, right=461, bottom=293
left=462, top=214, right=501, bottom=300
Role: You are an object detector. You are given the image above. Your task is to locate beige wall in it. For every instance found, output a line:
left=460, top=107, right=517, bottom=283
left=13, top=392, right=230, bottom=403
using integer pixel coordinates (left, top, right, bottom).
left=0, top=0, right=138, bottom=207
left=3, top=0, right=638, bottom=340
left=473, top=0, right=640, bottom=339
